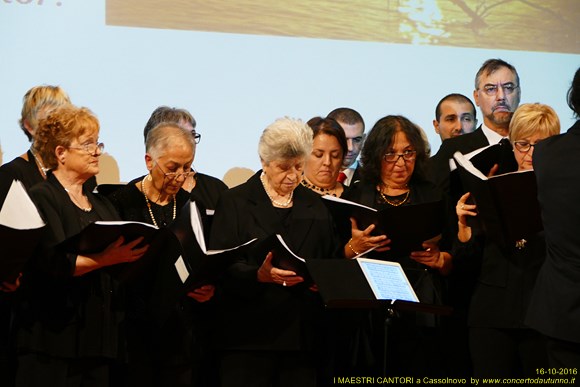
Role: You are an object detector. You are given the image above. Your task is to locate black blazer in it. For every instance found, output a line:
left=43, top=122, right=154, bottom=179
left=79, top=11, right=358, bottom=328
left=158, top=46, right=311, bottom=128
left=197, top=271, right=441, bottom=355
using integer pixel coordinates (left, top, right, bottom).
left=428, top=127, right=489, bottom=194
left=16, top=172, right=124, bottom=359
left=526, top=120, right=580, bottom=344
left=209, top=171, right=340, bottom=351
left=460, top=232, right=546, bottom=329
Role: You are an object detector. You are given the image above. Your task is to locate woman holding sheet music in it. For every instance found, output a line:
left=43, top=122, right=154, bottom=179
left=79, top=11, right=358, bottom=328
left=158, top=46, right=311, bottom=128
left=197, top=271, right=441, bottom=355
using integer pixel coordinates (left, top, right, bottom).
left=209, top=117, right=341, bottom=387
left=456, top=103, right=560, bottom=378
left=13, top=105, right=149, bottom=387
left=341, top=115, right=453, bottom=376
left=107, top=122, right=215, bottom=387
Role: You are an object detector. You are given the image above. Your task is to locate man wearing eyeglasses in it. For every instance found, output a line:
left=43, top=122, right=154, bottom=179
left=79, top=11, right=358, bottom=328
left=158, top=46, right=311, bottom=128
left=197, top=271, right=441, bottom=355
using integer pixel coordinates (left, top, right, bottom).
left=427, top=58, right=521, bottom=379
left=327, top=107, right=365, bottom=186
left=429, top=58, right=521, bottom=193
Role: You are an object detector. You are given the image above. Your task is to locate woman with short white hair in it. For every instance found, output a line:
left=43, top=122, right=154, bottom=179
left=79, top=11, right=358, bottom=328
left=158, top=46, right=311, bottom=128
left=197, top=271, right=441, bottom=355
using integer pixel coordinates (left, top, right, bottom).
left=210, top=117, right=341, bottom=387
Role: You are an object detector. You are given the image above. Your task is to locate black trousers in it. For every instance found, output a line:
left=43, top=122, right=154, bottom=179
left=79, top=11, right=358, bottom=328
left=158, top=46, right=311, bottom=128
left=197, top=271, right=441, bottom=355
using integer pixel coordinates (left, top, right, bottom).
left=469, top=327, right=548, bottom=378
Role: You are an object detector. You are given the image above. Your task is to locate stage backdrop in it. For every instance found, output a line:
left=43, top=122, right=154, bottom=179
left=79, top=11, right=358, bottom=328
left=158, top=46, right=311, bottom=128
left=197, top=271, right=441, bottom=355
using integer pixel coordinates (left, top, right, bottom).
left=1, top=0, right=579, bottom=184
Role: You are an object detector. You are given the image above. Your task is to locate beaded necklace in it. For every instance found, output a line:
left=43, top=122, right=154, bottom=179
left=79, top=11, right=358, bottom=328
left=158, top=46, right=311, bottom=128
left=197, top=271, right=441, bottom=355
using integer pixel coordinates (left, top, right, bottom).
left=64, top=187, right=92, bottom=212
left=260, top=172, right=293, bottom=207
left=300, top=177, right=340, bottom=197
left=141, top=177, right=176, bottom=227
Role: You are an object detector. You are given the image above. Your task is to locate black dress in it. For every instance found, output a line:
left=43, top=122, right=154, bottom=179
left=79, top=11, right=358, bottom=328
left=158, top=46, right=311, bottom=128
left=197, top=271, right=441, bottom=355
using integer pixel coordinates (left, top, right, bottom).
left=341, top=179, right=451, bottom=377
left=14, top=172, right=124, bottom=387
left=208, top=171, right=341, bottom=387
left=107, top=176, right=218, bottom=387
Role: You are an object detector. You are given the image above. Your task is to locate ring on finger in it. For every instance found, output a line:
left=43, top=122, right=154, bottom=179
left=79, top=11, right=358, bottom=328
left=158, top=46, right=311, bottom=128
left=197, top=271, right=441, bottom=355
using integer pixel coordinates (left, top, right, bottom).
left=461, top=204, right=465, bottom=210
left=282, top=281, right=287, bottom=287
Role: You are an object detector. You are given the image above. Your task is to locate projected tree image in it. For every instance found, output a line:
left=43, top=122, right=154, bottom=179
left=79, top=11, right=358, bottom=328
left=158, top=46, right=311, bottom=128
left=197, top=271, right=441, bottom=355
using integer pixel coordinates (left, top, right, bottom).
left=107, top=0, right=579, bottom=54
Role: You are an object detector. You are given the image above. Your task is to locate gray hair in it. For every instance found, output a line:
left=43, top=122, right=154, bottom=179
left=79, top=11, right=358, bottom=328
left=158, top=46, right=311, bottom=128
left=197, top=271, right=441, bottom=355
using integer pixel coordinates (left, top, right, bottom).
left=145, top=122, right=195, bottom=159
left=258, top=117, right=313, bottom=164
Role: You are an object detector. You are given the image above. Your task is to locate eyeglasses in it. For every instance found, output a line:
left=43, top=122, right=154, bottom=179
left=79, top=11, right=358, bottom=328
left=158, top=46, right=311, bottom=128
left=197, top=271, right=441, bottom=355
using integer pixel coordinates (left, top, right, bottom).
left=155, top=162, right=195, bottom=180
left=480, top=83, right=519, bottom=96
left=191, top=131, right=201, bottom=144
left=69, top=142, right=105, bottom=154
left=383, top=150, right=416, bottom=163
left=513, top=141, right=538, bottom=153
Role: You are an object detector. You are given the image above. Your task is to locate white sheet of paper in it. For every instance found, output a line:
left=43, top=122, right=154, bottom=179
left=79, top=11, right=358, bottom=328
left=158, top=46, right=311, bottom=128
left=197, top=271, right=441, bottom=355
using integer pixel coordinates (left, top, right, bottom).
left=0, top=180, right=44, bottom=230
left=174, top=256, right=190, bottom=284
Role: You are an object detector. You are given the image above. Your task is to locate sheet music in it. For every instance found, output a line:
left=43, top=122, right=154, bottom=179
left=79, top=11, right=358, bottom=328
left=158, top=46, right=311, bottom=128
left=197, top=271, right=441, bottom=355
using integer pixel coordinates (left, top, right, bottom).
left=357, top=258, right=418, bottom=302
left=0, top=180, right=44, bottom=230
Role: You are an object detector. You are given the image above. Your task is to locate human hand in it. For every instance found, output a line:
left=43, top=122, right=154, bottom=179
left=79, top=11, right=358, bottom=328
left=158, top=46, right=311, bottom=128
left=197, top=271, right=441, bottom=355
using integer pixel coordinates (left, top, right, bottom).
left=410, top=241, right=443, bottom=270
left=257, top=252, right=304, bottom=286
left=346, top=218, right=391, bottom=258
left=94, top=236, right=149, bottom=267
left=187, top=284, right=215, bottom=302
left=0, top=273, right=21, bottom=293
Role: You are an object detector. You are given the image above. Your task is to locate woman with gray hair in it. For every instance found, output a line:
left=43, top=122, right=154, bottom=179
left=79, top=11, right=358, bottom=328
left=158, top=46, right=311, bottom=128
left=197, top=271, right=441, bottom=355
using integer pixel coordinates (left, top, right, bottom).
left=108, top=122, right=215, bottom=386
left=209, top=117, right=341, bottom=387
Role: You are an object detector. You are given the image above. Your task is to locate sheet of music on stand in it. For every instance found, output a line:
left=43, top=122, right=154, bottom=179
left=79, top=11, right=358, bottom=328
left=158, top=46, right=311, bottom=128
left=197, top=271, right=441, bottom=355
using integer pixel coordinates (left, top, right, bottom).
left=356, top=258, right=419, bottom=303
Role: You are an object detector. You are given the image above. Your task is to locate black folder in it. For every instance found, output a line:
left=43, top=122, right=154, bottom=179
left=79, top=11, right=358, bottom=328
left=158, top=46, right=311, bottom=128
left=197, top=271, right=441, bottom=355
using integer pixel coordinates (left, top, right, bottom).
left=449, top=141, right=518, bottom=202
left=148, top=201, right=255, bottom=324
left=323, top=195, right=445, bottom=257
left=250, top=233, right=312, bottom=284
left=453, top=151, right=543, bottom=249
left=0, top=180, right=46, bottom=282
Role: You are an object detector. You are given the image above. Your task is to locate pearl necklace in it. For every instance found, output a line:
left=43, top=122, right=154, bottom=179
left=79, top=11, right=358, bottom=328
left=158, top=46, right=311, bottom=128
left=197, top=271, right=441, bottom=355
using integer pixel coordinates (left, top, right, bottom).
left=260, top=172, right=293, bottom=207
left=300, top=177, right=339, bottom=197
left=30, top=148, right=49, bottom=178
left=64, top=187, right=92, bottom=212
left=141, top=177, right=176, bottom=227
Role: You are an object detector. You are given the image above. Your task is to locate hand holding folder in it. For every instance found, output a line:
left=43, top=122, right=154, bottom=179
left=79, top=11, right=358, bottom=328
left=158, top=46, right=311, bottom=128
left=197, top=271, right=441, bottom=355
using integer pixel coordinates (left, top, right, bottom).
left=453, top=151, right=543, bottom=249
left=322, top=195, right=444, bottom=257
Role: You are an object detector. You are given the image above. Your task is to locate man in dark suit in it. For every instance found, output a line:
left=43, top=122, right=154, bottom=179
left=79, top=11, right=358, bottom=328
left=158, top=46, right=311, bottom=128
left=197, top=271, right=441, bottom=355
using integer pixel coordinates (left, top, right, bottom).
left=429, top=58, right=521, bottom=193
left=429, top=59, right=521, bottom=377
left=525, top=67, right=580, bottom=368
left=327, top=107, right=365, bottom=186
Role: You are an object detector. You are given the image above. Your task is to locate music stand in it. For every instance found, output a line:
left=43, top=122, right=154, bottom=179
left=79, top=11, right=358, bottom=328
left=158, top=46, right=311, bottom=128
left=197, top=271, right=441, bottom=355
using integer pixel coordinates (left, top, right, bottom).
left=306, top=258, right=452, bottom=375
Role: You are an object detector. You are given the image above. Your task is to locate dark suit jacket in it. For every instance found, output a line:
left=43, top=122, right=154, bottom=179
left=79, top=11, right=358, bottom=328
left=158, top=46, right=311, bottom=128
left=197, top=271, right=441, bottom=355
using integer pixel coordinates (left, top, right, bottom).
left=462, top=232, right=546, bottom=329
left=428, top=127, right=489, bottom=194
left=526, top=120, right=580, bottom=344
left=16, top=172, right=124, bottom=359
left=209, top=171, right=340, bottom=351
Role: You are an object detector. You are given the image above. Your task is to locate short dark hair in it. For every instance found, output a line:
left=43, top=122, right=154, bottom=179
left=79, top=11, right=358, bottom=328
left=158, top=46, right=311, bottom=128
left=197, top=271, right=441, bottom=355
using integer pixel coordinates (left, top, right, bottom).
left=143, top=106, right=196, bottom=143
left=435, top=93, right=477, bottom=121
left=475, top=58, right=519, bottom=90
left=360, top=115, right=429, bottom=185
left=306, top=116, right=348, bottom=158
left=568, top=67, right=580, bottom=117
left=327, top=107, right=365, bottom=130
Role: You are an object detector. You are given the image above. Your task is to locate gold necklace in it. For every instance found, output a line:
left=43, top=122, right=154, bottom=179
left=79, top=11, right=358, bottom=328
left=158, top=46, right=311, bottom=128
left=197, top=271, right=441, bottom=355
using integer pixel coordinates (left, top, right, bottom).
left=300, top=177, right=339, bottom=197
left=64, top=187, right=92, bottom=212
left=260, top=172, right=293, bottom=207
left=377, top=185, right=410, bottom=207
left=141, top=177, right=176, bottom=227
